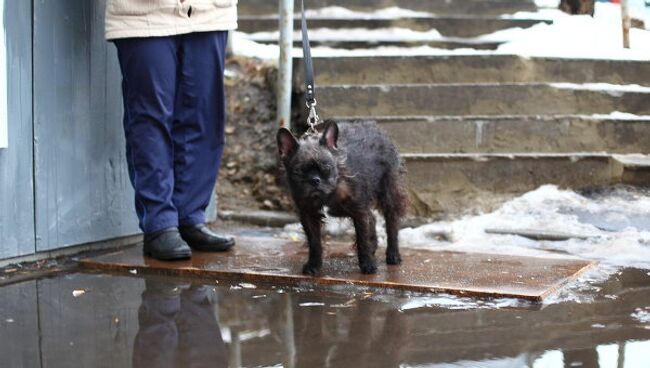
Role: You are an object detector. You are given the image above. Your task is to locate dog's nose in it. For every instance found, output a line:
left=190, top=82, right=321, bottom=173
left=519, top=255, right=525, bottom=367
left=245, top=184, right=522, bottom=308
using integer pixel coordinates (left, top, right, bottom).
left=311, top=176, right=321, bottom=186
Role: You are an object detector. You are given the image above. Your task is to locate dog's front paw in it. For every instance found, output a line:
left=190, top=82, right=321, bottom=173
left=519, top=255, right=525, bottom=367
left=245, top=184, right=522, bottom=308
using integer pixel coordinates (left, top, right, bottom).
left=302, top=262, right=322, bottom=276
left=386, top=251, right=402, bottom=265
left=359, top=259, right=378, bottom=274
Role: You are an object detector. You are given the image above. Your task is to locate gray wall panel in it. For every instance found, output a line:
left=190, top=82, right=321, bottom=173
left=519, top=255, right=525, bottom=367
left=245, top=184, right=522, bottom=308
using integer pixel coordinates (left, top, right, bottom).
left=0, top=0, right=34, bottom=259
left=33, top=0, right=138, bottom=251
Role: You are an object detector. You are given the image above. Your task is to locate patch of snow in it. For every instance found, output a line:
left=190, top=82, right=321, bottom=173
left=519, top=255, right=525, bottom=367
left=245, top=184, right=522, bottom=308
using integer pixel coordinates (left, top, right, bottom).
left=232, top=31, right=496, bottom=59
left=244, top=27, right=442, bottom=42
left=496, top=3, right=650, bottom=60
left=535, top=0, right=560, bottom=8
left=550, top=83, right=650, bottom=93
left=613, top=154, right=650, bottom=167
left=399, top=185, right=650, bottom=270
left=307, top=46, right=493, bottom=58
left=399, top=295, right=478, bottom=311
left=220, top=327, right=271, bottom=343
left=398, top=294, right=535, bottom=312
left=544, top=264, right=618, bottom=304
left=303, top=6, right=433, bottom=19
left=631, top=307, right=650, bottom=324
left=232, top=3, right=650, bottom=61
left=398, top=294, right=531, bottom=311
left=230, top=32, right=281, bottom=60
left=409, top=355, right=528, bottom=368
left=591, top=111, right=650, bottom=120
left=299, top=302, right=325, bottom=307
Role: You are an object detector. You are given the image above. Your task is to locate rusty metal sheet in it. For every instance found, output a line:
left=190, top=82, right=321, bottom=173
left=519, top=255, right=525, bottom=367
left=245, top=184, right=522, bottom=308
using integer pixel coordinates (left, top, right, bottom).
left=80, top=237, right=594, bottom=301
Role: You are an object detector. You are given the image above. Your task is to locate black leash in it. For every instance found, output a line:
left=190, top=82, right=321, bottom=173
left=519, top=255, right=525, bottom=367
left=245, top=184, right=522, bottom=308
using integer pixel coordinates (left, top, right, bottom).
left=300, top=0, right=320, bottom=135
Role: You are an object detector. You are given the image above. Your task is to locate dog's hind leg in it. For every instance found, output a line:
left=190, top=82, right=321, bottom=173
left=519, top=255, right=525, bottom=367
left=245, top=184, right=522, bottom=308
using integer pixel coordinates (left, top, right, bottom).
left=379, top=172, right=408, bottom=265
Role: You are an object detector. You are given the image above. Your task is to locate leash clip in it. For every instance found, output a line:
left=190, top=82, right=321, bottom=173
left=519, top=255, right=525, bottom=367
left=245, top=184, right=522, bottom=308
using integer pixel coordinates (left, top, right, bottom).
left=306, top=99, right=319, bottom=136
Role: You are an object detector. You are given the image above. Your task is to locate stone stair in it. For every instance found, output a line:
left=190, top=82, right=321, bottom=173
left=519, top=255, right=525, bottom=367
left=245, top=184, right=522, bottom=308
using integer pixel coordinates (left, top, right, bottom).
left=237, top=0, right=650, bottom=217
left=237, top=0, right=537, bottom=17
left=238, top=17, right=551, bottom=38
left=238, top=0, right=546, bottom=50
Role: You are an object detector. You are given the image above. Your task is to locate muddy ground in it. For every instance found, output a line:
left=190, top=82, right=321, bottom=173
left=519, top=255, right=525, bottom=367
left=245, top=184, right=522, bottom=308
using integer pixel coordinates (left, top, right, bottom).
left=217, top=57, right=295, bottom=213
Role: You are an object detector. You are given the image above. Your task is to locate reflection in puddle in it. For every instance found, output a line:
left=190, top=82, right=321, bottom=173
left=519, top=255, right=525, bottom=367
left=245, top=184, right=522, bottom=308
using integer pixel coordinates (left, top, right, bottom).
left=2, top=270, right=650, bottom=367
left=133, top=280, right=227, bottom=368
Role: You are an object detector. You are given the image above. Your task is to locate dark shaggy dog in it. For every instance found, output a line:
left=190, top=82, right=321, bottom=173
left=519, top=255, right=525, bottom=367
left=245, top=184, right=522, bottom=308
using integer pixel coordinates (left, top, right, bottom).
left=277, top=120, right=408, bottom=275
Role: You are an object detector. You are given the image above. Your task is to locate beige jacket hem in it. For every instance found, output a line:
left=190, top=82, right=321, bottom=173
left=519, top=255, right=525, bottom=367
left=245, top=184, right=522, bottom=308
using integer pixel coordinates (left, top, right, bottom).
left=106, top=21, right=237, bottom=40
left=105, top=0, right=238, bottom=41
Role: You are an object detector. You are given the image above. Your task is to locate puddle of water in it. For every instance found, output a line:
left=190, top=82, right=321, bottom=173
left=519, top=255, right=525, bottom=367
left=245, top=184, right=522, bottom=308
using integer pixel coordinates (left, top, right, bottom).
left=1, top=269, right=650, bottom=368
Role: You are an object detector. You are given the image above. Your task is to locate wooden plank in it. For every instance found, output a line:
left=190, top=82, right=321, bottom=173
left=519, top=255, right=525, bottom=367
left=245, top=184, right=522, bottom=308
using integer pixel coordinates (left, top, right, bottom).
left=33, top=0, right=139, bottom=251
left=80, top=236, right=594, bottom=301
left=0, top=0, right=34, bottom=259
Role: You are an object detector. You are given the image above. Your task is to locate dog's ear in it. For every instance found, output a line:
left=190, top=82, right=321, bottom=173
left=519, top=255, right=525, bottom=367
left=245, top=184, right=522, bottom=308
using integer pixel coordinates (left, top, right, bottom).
left=277, top=128, right=299, bottom=159
left=319, top=121, right=339, bottom=149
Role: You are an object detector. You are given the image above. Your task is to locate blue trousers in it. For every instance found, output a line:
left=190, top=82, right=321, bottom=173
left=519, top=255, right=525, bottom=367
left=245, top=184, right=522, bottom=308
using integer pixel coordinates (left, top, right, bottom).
left=115, top=31, right=228, bottom=234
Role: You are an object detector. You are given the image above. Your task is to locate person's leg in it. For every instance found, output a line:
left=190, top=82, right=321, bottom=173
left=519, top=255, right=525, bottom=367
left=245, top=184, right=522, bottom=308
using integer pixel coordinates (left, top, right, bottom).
left=115, top=37, right=179, bottom=234
left=171, top=31, right=234, bottom=252
left=177, top=285, right=228, bottom=368
left=132, top=279, right=182, bottom=368
left=120, top=81, right=146, bottom=231
left=115, top=37, right=192, bottom=260
left=172, top=31, right=228, bottom=227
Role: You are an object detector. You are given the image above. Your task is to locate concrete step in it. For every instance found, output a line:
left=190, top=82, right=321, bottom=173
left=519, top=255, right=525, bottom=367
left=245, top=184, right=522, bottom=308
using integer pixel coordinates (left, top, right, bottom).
left=402, top=153, right=647, bottom=216
left=294, top=55, right=650, bottom=86
left=252, top=37, right=502, bottom=50
left=315, top=83, right=650, bottom=117
left=331, top=115, right=650, bottom=154
left=238, top=16, right=550, bottom=38
left=237, top=0, right=537, bottom=17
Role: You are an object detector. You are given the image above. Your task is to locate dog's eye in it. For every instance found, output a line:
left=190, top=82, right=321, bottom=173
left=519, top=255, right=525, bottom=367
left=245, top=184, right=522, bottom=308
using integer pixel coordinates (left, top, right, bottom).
left=320, top=165, right=332, bottom=176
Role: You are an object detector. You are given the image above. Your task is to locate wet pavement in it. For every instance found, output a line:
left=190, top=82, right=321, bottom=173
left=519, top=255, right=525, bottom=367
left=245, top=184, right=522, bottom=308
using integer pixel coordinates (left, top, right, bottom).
left=1, top=269, right=650, bottom=368
left=79, top=237, right=593, bottom=301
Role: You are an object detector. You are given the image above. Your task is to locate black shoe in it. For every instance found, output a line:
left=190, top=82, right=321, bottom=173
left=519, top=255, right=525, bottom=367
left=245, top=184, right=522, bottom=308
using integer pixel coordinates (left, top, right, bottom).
left=143, top=227, right=192, bottom=261
left=179, top=224, right=235, bottom=252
